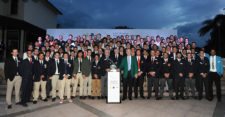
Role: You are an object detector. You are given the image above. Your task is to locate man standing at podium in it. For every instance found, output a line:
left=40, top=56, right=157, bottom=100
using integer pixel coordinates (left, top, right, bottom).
left=120, top=48, right=138, bottom=100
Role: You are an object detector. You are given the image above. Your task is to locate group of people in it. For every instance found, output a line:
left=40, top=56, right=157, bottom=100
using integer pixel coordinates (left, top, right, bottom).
left=4, top=34, right=224, bottom=109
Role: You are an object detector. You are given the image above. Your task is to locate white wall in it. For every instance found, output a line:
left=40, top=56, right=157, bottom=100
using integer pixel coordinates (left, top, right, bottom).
left=23, top=0, right=57, bottom=29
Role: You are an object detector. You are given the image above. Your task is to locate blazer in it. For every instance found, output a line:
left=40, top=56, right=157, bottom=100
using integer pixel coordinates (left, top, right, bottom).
left=147, top=57, right=161, bottom=78
left=209, top=56, right=224, bottom=76
left=59, top=59, right=73, bottom=80
left=196, top=57, right=210, bottom=74
left=91, top=61, right=102, bottom=79
left=47, top=59, right=63, bottom=77
left=172, top=59, right=186, bottom=78
left=4, top=56, right=22, bottom=81
left=73, top=58, right=91, bottom=76
left=119, top=56, right=138, bottom=79
left=33, top=60, right=48, bottom=81
left=20, top=58, right=34, bottom=79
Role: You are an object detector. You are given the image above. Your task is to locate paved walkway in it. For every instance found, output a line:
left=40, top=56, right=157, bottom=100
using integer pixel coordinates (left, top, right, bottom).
left=0, top=96, right=224, bottom=117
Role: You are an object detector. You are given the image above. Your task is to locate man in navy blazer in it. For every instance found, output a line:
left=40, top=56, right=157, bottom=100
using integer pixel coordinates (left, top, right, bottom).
left=33, top=52, right=48, bottom=104
left=20, top=50, right=34, bottom=107
left=208, top=49, right=224, bottom=102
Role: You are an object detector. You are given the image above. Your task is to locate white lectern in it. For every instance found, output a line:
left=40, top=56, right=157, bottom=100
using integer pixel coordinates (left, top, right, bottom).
left=107, top=70, right=121, bottom=104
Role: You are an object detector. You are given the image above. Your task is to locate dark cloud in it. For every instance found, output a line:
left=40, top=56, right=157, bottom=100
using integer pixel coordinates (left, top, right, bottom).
left=50, top=0, right=225, bottom=46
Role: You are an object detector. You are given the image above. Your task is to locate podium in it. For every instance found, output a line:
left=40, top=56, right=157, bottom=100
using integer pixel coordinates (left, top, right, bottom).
left=107, top=70, right=121, bottom=103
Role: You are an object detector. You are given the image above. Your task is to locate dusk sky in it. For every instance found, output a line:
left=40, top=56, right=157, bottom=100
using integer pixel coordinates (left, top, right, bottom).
left=50, top=0, right=225, bottom=47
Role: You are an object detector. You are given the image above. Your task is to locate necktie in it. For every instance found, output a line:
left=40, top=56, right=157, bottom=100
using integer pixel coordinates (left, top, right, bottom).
left=138, top=57, right=140, bottom=70
left=15, top=57, right=18, bottom=67
left=30, top=58, right=32, bottom=64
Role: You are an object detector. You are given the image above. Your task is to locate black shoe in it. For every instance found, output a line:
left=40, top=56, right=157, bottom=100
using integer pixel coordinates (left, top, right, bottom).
left=92, top=97, right=95, bottom=99
left=43, top=98, right=48, bottom=102
left=141, top=96, right=145, bottom=99
left=8, top=105, right=12, bottom=109
left=147, top=97, right=151, bottom=99
left=71, top=96, right=75, bottom=99
left=15, top=102, right=21, bottom=105
left=218, top=99, right=221, bottom=102
left=98, top=96, right=101, bottom=99
left=176, top=97, right=179, bottom=100
left=83, top=96, right=87, bottom=99
left=101, top=96, right=104, bottom=99
left=21, top=103, right=28, bottom=107
left=181, top=97, right=185, bottom=100
left=52, top=98, right=56, bottom=102
left=122, top=97, right=127, bottom=101
left=171, top=97, right=175, bottom=100
left=88, top=96, right=92, bottom=99
left=33, top=101, right=37, bottom=104
left=79, top=96, right=83, bottom=99
left=129, top=97, right=132, bottom=100
left=156, top=97, right=162, bottom=100
left=47, top=96, right=51, bottom=99
left=134, top=96, right=138, bottom=99
left=198, top=97, right=202, bottom=100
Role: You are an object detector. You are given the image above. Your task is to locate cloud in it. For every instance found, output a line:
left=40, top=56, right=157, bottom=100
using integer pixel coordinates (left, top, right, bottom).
left=49, top=0, right=225, bottom=46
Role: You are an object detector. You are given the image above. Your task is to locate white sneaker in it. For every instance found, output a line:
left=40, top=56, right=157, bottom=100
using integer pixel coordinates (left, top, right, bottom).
left=68, top=99, right=73, bottom=103
left=59, top=100, right=64, bottom=104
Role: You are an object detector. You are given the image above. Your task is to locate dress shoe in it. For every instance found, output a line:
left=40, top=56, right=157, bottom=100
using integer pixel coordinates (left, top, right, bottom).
left=21, top=103, right=28, bottom=107
left=147, top=97, right=151, bottom=99
left=141, top=96, right=145, bottom=99
left=8, top=105, right=12, bottom=109
left=52, top=98, right=56, bottom=102
left=122, top=97, right=127, bottom=101
left=33, top=101, right=37, bottom=104
left=129, top=97, right=132, bottom=100
left=156, top=97, right=162, bottom=100
left=181, top=97, right=185, bottom=100
left=170, top=97, right=175, bottom=100
left=43, top=98, right=48, bottom=102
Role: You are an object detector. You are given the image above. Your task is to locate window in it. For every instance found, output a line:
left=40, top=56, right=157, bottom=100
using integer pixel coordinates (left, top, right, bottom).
left=10, top=0, right=18, bottom=15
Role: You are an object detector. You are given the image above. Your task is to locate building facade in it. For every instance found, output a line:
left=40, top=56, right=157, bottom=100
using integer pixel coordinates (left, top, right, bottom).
left=0, top=0, right=62, bottom=61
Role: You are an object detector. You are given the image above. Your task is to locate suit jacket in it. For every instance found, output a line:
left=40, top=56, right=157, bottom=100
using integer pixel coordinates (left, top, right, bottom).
left=136, top=56, right=147, bottom=73
left=33, top=60, right=48, bottom=81
left=172, top=59, right=186, bottom=78
left=147, top=57, right=161, bottom=78
left=73, top=58, right=91, bottom=76
left=47, top=59, right=63, bottom=77
left=59, top=59, right=73, bottom=80
left=209, top=56, right=224, bottom=76
left=99, top=56, right=113, bottom=76
left=160, top=59, right=172, bottom=78
left=4, top=56, right=22, bottom=81
left=20, top=58, right=34, bottom=79
left=110, top=54, right=122, bottom=68
left=185, top=59, right=197, bottom=78
left=91, top=61, right=101, bottom=79
left=119, top=56, right=138, bottom=78
left=196, top=57, right=209, bottom=74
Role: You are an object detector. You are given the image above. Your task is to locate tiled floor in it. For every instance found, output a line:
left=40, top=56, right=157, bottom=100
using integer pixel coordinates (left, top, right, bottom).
left=0, top=97, right=221, bottom=117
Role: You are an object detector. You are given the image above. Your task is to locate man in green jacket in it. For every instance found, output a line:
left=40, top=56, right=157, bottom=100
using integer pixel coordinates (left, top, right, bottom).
left=120, top=48, right=138, bottom=100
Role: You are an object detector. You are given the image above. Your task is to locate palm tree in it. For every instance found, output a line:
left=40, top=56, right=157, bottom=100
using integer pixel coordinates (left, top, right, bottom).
left=198, top=14, right=225, bottom=57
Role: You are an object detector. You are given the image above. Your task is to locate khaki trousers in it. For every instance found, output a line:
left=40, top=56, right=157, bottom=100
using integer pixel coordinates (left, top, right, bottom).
left=33, top=80, right=47, bottom=101
left=72, top=73, right=84, bottom=96
left=83, top=74, right=92, bottom=96
left=51, top=75, right=59, bottom=98
left=59, top=77, right=71, bottom=100
left=6, top=76, right=22, bottom=105
left=92, top=79, right=101, bottom=96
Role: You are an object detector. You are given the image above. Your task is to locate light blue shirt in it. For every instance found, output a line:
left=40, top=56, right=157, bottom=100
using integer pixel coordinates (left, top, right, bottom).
left=127, top=56, right=131, bottom=71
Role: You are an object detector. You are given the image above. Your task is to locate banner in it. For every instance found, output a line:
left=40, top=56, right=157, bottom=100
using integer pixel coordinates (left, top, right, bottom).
left=47, top=29, right=177, bottom=40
